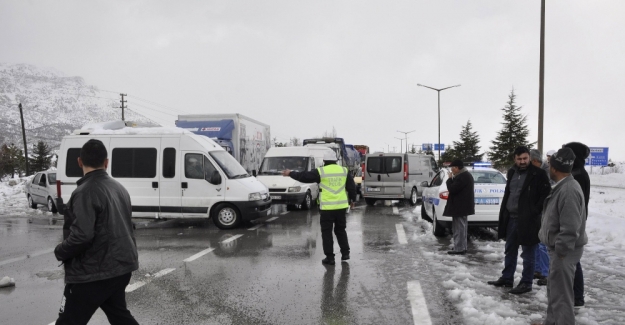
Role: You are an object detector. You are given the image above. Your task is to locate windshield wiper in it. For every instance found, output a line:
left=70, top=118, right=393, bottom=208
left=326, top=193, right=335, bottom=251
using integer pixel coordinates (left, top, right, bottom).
left=231, top=174, right=250, bottom=179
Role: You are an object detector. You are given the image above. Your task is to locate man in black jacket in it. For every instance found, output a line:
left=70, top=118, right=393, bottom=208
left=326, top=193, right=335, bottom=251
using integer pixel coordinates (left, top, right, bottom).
left=54, top=139, right=139, bottom=325
left=487, top=146, right=551, bottom=294
left=563, top=141, right=591, bottom=308
left=443, top=159, right=475, bottom=255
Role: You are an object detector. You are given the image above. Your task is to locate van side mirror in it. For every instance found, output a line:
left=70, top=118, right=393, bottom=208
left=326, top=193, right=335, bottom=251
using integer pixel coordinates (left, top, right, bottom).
left=252, top=170, right=257, bottom=177
left=208, top=171, right=222, bottom=185
left=420, top=181, right=429, bottom=188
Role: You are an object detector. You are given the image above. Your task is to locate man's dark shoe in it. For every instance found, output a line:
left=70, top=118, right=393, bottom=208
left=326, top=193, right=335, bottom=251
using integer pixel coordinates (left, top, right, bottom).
left=487, top=278, right=513, bottom=287
left=537, top=278, right=548, bottom=286
left=534, top=271, right=546, bottom=280
left=447, top=250, right=466, bottom=255
left=574, top=300, right=585, bottom=308
left=341, top=254, right=350, bottom=261
left=509, top=283, right=533, bottom=294
left=322, top=257, right=335, bottom=265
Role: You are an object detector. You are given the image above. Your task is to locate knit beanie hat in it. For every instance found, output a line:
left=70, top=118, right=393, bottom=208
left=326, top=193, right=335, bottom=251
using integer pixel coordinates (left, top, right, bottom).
left=550, top=147, right=576, bottom=173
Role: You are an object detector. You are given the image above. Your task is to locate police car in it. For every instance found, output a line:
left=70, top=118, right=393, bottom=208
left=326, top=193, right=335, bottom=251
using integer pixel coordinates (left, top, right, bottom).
left=420, top=163, right=506, bottom=237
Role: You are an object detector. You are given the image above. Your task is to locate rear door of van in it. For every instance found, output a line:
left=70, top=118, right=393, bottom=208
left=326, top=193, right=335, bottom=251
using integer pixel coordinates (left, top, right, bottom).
left=364, top=154, right=404, bottom=197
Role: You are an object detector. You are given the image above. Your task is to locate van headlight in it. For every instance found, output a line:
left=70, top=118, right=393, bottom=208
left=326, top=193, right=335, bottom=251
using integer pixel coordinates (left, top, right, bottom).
left=248, top=192, right=262, bottom=201
left=288, top=186, right=301, bottom=192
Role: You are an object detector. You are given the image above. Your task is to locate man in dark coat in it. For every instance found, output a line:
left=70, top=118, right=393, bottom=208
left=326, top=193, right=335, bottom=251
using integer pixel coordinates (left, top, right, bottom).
left=443, top=159, right=475, bottom=255
left=563, top=141, right=591, bottom=307
left=54, top=139, right=139, bottom=325
left=487, top=146, right=551, bottom=294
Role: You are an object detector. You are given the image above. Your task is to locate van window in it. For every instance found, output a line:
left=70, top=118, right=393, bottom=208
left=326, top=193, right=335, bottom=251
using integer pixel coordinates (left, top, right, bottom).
left=430, top=157, right=439, bottom=172
left=310, top=157, right=315, bottom=170
left=162, top=148, right=176, bottom=178
left=432, top=172, right=444, bottom=186
left=66, top=148, right=83, bottom=177
left=112, top=148, right=157, bottom=178
left=185, top=154, right=205, bottom=179
left=259, top=157, right=309, bottom=175
left=367, top=157, right=401, bottom=174
left=203, top=156, right=218, bottom=180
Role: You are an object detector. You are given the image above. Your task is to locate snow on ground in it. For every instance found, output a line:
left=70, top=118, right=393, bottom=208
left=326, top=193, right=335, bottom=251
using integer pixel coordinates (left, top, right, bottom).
left=0, top=176, right=54, bottom=218
left=405, top=171, right=625, bottom=325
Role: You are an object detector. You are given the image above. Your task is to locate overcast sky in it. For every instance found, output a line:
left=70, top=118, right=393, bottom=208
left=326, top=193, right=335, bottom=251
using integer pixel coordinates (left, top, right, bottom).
left=2, top=1, right=624, bottom=161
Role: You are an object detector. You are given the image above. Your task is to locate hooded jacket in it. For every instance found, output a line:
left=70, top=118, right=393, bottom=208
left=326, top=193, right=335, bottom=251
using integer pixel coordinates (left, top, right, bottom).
left=443, top=168, right=475, bottom=217
left=54, top=170, right=139, bottom=283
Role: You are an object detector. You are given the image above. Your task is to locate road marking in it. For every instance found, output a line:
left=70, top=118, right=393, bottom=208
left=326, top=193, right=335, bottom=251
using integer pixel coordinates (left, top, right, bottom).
left=183, top=247, right=216, bottom=262
left=407, top=281, right=433, bottom=325
left=125, top=280, right=147, bottom=293
left=393, top=206, right=399, bottom=215
left=126, top=267, right=178, bottom=293
left=280, top=211, right=290, bottom=215
left=396, top=224, right=408, bottom=244
left=248, top=224, right=263, bottom=231
left=221, top=234, right=243, bottom=244
left=153, top=268, right=176, bottom=278
left=266, top=217, right=279, bottom=222
left=0, top=248, right=55, bottom=267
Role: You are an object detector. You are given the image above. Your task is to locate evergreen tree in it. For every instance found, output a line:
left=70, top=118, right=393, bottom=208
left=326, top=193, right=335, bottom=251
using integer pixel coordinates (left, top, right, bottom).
left=489, top=89, right=533, bottom=170
left=0, top=144, right=26, bottom=178
left=453, top=120, right=483, bottom=162
left=440, top=146, right=458, bottom=163
left=30, top=141, right=52, bottom=172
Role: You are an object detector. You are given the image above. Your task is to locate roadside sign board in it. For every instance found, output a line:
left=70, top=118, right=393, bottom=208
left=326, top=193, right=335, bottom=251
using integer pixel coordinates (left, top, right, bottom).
left=434, top=143, right=445, bottom=151
left=422, top=143, right=433, bottom=151
left=586, top=147, right=609, bottom=166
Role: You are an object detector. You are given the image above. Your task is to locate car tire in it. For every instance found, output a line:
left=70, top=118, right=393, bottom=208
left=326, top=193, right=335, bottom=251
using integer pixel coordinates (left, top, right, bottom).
left=420, top=204, right=432, bottom=222
left=432, top=208, right=446, bottom=237
left=301, top=191, right=313, bottom=210
left=409, top=188, right=418, bottom=206
left=28, top=195, right=37, bottom=209
left=212, top=203, right=241, bottom=230
left=365, top=198, right=377, bottom=206
left=47, top=197, right=58, bottom=213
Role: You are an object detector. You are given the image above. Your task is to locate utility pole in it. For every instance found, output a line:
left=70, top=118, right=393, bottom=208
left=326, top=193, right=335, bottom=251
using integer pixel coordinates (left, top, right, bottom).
left=395, top=137, right=404, bottom=153
left=397, top=130, right=415, bottom=153
left=18, top=103, right=29, bottom=176
left=537, top=0, right=546, bottom=153
left=120, top=93, right=127, bottom=121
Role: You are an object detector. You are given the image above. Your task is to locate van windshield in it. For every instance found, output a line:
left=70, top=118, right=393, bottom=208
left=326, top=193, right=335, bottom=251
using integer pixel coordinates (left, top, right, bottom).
left=259, top=157, right=309, bottom=175
left=469, top=170, right=507, bottom=184
left=366, top=157, right=402, bottom=174
left=209, top=151, right=250, bottom=179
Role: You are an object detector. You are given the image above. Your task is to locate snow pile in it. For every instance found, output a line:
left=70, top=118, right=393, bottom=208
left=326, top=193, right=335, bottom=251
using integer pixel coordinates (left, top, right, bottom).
left=0, top=176, right=51, bottom=218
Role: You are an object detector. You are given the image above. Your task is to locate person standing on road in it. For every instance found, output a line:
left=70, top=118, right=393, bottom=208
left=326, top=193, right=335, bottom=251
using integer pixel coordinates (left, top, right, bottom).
left=442, top=159, right=474, bottom=255
left=562, top=141, right=591, bottom=308
left=487, top=146, right=551, bottom=294
left=539, top=147, right=588, bottom=324
left=54, top=139, right=139, bottom=325
left=530, top=149, right=551, bottom=286
left=283, top=151, right=356, bottom=265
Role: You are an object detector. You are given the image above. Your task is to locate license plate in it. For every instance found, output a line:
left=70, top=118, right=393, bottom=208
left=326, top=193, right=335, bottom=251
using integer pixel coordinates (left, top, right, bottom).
left=367, top=187, right=381, bottom=192
left=475, top=197, right=500, bottom=205
left=270, top=195, right=281, bottom=200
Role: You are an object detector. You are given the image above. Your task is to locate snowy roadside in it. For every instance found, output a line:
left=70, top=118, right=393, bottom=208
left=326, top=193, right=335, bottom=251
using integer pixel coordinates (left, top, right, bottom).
left=0, top=176, right=56, bottom=219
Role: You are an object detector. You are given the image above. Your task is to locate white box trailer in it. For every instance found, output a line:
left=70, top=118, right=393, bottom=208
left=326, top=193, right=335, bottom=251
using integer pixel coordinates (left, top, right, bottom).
left=175, top=114, right=271, bottom=175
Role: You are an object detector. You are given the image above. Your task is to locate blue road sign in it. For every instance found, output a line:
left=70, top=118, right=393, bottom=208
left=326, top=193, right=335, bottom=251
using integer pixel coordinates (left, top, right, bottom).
left=586, top=147, right=609, bottom=166
left=422, top=143, right=433, bottom=151
left=434, top=143, right=445, bottom=151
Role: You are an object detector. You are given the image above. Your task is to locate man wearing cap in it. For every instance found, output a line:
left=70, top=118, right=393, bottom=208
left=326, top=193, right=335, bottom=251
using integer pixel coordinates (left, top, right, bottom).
left=539, top=147, right=588, bottom=324
left=487, top=146, right=551, bottom=294
left=442, top=159, right=474, bottom=255
left=283, top=151, right=356, bottom=265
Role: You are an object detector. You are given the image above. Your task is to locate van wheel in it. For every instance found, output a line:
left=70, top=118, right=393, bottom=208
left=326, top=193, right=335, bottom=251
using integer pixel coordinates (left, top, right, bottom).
left=432, top=208, right=446, bottom=237
left=420, top=204, right=432, bottom=222
left=365, top=198, right=377, bottom=206
left=409, top=188, right=418, bottom=206
left=301, top=191, right=313, bottom=210
left=47, top=197, right=58, bottom=213
left=212, top=203, right=241, bottom=230
left=28, top=195, right=37, bottom=209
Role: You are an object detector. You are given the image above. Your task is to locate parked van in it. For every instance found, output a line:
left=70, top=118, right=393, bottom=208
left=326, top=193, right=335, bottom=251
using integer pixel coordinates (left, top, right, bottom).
left=55, top=121, right=271, bottom=229
left=256, top=146, right=335, bottom=210
left=361, top=152, right=438, bottom=206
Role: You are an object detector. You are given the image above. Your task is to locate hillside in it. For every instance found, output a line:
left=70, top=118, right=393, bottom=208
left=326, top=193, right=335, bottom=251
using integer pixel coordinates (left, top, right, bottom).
left=0, top=63, right=155, bottom=151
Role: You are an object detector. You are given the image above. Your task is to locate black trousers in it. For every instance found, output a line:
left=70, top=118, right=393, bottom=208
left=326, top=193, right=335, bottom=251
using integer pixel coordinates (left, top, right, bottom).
left=320, top=208, right=350, bottom=258
left=56, top=272, right=139, bottom=325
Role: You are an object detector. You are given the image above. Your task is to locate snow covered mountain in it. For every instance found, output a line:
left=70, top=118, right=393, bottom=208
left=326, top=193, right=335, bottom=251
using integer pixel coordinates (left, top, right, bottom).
left=0, top=63, right=156, bottom=150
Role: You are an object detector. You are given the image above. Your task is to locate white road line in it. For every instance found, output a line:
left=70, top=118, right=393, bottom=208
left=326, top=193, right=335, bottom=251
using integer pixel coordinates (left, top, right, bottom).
left=0, top=248, right=55, bottom=267
left=125, top=280, right=147, bottom=293
left=220, top=234, right=243, bottom=244
left=392, top=206, right=399, bottom=215
left=280, top=211, right=290, bottom=215
left=396, top=224, right=408, bottom=244
left=407, top=281, right=433, bottom=325
left=266, top=217, right=279, bottom=222
left=153, top=268, right=176, bottom=278
left=248, top=224, right=263, bottom=231
left=183, top=247, right=216, bottom=262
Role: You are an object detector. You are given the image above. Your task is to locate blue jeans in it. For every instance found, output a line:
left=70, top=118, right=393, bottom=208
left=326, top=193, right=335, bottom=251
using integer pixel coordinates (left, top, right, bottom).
left=535, top=242, right=550, bottom=277
left=502, top=218, right=536, bottom=285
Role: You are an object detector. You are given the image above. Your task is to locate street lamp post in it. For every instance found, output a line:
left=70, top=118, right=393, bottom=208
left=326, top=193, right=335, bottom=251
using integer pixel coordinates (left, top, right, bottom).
left=397, top=130, right=415, bottom=153
left=417, top=83, right=461, bottom=160
left=394, top=137, right=404, bottom=153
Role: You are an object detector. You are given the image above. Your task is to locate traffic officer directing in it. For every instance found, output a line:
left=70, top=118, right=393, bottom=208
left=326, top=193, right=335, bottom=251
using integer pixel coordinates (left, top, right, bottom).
left=283, top=151, right=356, bottom=265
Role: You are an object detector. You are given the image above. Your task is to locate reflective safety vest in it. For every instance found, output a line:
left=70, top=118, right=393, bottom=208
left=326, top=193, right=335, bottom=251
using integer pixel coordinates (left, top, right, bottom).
left=318, top=164, right=349, bottom=210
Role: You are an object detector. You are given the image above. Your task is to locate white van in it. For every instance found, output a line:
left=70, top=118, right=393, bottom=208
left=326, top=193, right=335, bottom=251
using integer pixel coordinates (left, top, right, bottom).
left=256, top=146, right=335, bottom=210
left=55, top=121, right=271, bottom=229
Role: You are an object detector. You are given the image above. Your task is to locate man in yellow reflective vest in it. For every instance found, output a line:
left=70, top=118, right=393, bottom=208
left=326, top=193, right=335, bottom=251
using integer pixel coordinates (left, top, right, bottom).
left=283, top=150, right=356, bottom=265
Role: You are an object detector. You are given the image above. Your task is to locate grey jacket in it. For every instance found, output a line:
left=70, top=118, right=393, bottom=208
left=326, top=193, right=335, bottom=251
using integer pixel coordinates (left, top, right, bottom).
left=539, top=176, right=588, bottom=257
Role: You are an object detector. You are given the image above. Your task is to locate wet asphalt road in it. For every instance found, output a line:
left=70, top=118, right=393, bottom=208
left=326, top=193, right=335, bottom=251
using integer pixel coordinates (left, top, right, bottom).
left=0, top=201, right=468, bottom=325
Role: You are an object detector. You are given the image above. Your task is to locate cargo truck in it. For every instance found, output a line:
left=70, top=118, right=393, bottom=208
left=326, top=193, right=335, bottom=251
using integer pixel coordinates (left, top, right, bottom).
left=303, top=137, right=359, bottom=175
left=176, top=114, right=271, bottom=175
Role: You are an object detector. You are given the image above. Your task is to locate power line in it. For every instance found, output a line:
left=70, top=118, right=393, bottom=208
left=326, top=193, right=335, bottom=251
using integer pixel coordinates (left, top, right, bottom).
left=127, top=94, right=189, bottom=114
left=129, top=102, right=178, bottom=117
